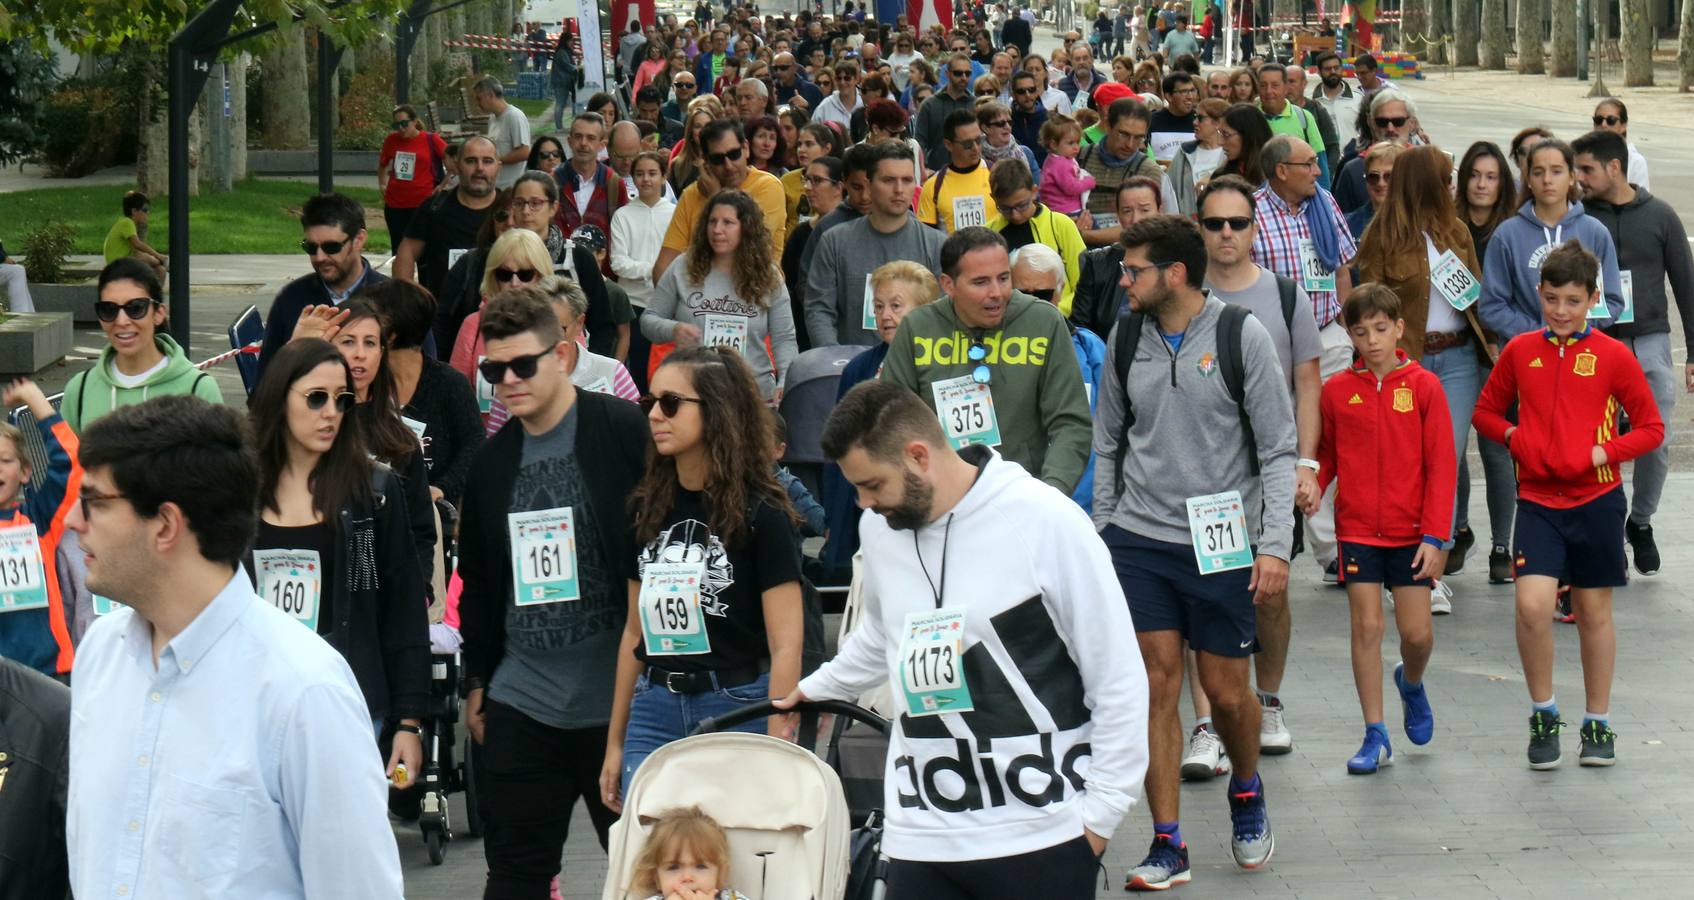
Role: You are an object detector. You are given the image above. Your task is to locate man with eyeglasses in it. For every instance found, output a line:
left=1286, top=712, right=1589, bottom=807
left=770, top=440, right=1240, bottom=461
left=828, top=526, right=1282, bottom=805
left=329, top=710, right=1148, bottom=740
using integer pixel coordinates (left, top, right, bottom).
left=1250, top=136, right=1355, bottom=378
left=1079, top=97, right=1172, bottom=248
left=1194, top=175, right=1323, bottom=775
left=554, top=113, right=626, bottom=276
left=259, top=192, right=394, bottom=374
left=1148, top=71, right=1199, bottom=163
left=1095, top=214, right=1292, bottom=890
left=799, top=143, right=878, bottom=275
left=771, top=50, right=823, bottom=109
left=1008, top=71, right=1050, bottom=165
left=453, top=289, right=649, bottom=898
left=881, top=226, right=1093, bottom=495
left=1256, top=63, right=1330, bottom=191
left=395, top=135, right=499, bottom=310
left=914, top=53, right=981, bottom=171
left=918, top=109, right=999, bottom=236
left=807, top=141, right=945, bottom=347
left=66, top=396, right=404, bottom=899
left=653, top=119, right=788, bottom=285
left=1333, top=88, right=1419, bottom=214
left=660, top=74, right=696, bottom=123
left=378, top=104, right=448, bottom=250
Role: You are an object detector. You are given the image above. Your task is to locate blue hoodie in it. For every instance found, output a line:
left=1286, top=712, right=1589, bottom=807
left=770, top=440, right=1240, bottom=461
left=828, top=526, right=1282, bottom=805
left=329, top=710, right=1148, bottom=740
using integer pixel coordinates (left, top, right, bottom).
left=1479, top=200, right=1624, bottom=339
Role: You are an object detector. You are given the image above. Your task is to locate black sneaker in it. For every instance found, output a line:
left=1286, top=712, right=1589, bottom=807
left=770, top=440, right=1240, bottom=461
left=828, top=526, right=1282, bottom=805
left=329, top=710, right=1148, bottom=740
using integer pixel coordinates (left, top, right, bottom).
left=1579, top=720, right=1617, bottom=767
left=1528, top=710, right=1564, bottom=770
left=1323, top=560, right=1340, bottom=585
left=1489, top=545, right=1513, bottom=584
left=1444, top=527, right=1474, bottom=575
left=1626, top=520, right=1660, bottom=576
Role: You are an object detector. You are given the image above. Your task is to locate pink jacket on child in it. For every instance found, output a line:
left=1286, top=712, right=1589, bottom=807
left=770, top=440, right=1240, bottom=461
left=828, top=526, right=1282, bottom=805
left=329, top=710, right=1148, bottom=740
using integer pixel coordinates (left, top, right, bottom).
left=1038, top=153, right=1096, bottom=216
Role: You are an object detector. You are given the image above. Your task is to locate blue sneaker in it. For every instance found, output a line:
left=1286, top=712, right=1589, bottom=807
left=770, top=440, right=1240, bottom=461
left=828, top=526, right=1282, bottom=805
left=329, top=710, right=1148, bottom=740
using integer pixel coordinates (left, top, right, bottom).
left=1346, top=726, right=1393, bottom=774
left=1227, top=779, right=1274, bottom=869
left=1125, top=833, right=1191, bottom=891
left=1395, top=663, right=1434, bottom=745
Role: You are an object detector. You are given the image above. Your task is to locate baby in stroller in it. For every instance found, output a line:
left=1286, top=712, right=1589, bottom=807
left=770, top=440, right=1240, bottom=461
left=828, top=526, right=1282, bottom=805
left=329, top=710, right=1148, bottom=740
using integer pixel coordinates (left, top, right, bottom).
left=634, top=806, right=754, bottom=900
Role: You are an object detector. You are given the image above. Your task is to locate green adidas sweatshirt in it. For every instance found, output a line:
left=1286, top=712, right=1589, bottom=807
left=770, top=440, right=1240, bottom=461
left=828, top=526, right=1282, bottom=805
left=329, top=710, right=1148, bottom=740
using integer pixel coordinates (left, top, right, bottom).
left=61, top=334, right=224, bottom=432
left=881, top=291, right=1093, bottom=494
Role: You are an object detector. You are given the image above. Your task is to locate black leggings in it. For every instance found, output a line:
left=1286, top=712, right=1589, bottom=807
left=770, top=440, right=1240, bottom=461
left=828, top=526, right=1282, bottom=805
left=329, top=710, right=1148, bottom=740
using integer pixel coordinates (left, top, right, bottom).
left=480, top=698, right=617, bottom=900
left=885, top=835, right=1102, bottom=900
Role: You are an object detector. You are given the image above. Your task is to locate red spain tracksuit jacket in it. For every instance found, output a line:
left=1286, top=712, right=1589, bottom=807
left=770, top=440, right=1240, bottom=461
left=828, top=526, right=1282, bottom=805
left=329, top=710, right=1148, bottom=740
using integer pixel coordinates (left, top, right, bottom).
left=1474, top=326, right=1664, bottom=509
left=1316, top=351, right=1457, bottom=547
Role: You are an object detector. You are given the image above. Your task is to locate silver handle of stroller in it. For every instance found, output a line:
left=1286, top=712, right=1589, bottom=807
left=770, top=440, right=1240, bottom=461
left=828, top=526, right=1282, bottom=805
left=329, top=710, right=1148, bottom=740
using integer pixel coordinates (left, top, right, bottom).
left=690, top=699, right=891, bottom=737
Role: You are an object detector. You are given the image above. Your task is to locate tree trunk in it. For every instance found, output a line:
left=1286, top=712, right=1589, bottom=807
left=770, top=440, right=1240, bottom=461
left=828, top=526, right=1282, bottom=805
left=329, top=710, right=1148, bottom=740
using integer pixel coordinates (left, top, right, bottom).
left=1621, top=0, right=1654, bottom=86
left=1681, top=0, right=1694, bottom=90
left=262, top=25, right=311, bottom=148
left=1455, top=0, right=1480, bottom=66
left=232, top=53, right=248, bottom=182
left=1481, top=0, right=1508, bottom=68
left=136, top=52, right=168, bottom=196
left=1516, top=0, right=1544, bottom=74
left=1426, top=0, right=1449, bottom=64
left=1549, top=0, right=1577, bottom=75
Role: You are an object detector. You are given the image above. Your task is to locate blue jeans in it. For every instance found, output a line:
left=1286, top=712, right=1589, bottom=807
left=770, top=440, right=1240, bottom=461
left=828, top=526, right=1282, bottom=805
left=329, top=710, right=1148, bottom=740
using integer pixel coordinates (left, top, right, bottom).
left=620, top=671, right=770, bottom=791
left=552, top=81, right=577, bottom=130
left=1422, top=345, right=1480, bottom=547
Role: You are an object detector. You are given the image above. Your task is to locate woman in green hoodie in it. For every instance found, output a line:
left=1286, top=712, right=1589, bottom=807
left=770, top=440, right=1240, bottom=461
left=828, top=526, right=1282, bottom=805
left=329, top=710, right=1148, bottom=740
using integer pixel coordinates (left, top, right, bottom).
left=61, top=258, right=223, bottom=432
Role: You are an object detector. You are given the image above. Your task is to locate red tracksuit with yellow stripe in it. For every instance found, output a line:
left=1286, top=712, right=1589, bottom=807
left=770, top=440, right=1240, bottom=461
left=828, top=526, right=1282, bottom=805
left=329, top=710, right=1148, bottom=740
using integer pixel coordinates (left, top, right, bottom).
left=1474, top=326, right=1663, bottom=509
left=1315, top=352, right=1457, bottom=547
left=0, top=414, right=81, bottom=676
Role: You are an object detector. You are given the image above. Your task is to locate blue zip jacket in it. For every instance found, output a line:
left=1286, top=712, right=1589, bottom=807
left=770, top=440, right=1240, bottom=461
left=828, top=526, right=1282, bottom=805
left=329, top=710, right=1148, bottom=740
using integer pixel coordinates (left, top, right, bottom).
left=1480, top=200, right=1624, bottom=339
left=1069, top=326, right=1106, bottom=514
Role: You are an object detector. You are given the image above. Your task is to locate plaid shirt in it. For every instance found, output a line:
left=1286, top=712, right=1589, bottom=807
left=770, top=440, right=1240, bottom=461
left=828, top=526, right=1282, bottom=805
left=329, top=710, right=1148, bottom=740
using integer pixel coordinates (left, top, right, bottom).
left=1250, top=185, right=1357, bottom=327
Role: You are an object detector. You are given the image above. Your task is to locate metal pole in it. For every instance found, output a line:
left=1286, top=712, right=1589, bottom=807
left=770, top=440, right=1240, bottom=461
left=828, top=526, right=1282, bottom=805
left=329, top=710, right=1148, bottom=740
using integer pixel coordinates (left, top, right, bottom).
left=318, top=32, right=344, bottom=195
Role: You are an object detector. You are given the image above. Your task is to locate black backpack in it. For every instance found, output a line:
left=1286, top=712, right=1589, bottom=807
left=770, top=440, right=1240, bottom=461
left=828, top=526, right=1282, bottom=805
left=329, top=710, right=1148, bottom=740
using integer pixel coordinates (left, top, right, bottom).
left=1110, top=276, right=1298, bottom=492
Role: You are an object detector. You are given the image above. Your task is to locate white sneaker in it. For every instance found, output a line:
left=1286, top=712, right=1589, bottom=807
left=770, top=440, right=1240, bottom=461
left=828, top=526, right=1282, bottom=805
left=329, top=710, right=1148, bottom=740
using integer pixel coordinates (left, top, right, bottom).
left=1180, top=725, right=1231, bottom=780
left=1431, top=579, right=1454, bottom=616
left=1260, top=699, right=1293, bottom=755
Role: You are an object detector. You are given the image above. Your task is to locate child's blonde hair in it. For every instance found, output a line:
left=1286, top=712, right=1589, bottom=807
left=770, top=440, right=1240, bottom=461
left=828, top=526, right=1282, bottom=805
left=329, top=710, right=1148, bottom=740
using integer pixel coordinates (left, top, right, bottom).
left=0, top=423, right=25, bottom=469
left=631, top=806, right=732, bottom=895
left=1039, top=113, right=1082, bottom=149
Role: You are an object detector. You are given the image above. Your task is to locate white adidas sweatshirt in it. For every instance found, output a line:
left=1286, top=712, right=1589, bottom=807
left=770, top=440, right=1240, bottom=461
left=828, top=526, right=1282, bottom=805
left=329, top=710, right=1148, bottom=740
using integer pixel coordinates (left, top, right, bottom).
left=799, top=448, right=1149, bottom=863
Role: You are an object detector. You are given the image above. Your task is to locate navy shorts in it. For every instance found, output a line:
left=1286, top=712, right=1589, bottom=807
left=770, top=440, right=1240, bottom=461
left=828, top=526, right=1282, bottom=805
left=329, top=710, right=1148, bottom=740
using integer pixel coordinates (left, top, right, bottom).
left=1339, top=542, right=1432, bottom=588
left=1102, top=525, right=1257, bottom=658
left=1513, top=488, right=1628, bottom=589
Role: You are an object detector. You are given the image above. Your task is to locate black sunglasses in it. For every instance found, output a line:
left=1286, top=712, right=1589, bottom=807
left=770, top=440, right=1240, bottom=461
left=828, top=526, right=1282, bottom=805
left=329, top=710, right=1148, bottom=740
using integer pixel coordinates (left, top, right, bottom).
left=1199, top=216, right=1253, bottom=232
left=1593, top=114, right=1623, bottom=127
left=478, top=342, right=560, bottom=384
left=294, top=388, right=357, bottom=413
left=706, top=146, right=745, bottom=165
left=95, top=297, right=161, bottom=323
left=639, top=392, right=706, bottom=416
left=1365, top=171, right=1392, bottom=185
left=493, top=267, right=540, bottom=284
left=676, top=81, right=697, bottom=89
left=301, top=239, right=349, bottom=256
left=1374, top=115, right=1409, bottom=129
left=391, top=119, right=414, bottom=130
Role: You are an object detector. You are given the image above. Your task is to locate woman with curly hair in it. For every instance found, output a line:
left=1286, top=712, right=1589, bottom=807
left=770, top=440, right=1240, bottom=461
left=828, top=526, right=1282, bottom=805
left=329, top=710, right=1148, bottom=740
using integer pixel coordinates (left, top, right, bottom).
left=598, top=345, right=804, bottom=808
left=642, top=190, right=798, bottom=401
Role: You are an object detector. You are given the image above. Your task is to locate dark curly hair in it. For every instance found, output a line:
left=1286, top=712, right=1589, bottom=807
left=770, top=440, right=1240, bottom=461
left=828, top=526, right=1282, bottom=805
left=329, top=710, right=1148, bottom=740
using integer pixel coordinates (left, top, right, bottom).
left=630, top=346, right=799, bottom=546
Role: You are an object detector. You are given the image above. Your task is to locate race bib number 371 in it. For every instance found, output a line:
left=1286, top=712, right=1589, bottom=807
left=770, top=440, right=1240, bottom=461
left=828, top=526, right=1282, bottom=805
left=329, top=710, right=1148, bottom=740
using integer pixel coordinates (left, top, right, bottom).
left=1185, top=491, right=1254, bottom=574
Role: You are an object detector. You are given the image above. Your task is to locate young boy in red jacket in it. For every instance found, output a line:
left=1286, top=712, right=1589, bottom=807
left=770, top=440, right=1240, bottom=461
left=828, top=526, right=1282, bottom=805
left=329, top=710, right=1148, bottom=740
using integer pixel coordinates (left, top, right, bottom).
left=1303, top=284, right=1456, bottom=775
left=1474, top=240, right=1664, bottom=771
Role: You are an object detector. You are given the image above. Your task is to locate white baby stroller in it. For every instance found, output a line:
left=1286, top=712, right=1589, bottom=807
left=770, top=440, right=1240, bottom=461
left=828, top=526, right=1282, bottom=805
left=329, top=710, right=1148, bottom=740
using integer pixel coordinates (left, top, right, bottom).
left=600, top=698, right=890, bottom=900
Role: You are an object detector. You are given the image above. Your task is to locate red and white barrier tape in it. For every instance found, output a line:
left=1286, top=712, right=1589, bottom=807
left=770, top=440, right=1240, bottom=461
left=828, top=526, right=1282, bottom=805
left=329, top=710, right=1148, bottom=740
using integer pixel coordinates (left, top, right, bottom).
left=195, top=342, right=259, bottom=371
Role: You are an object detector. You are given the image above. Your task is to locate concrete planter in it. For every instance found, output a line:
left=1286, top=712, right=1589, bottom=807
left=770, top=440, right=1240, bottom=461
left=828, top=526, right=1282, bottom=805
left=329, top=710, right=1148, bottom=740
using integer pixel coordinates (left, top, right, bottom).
left=0, top=312, right=74, bottom=376
left=27, top=282, right=99, bottom=324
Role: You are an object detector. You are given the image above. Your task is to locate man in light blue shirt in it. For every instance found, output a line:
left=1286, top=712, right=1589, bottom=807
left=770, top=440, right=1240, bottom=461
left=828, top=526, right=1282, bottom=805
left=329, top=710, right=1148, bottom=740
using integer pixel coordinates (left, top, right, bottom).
left=65, top=396, right=403, bottom=900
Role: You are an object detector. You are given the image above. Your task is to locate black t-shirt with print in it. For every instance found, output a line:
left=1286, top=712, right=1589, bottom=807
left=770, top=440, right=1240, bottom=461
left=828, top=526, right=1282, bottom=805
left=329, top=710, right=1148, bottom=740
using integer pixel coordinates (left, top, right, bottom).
left=629, top=488, right=802, bottom=673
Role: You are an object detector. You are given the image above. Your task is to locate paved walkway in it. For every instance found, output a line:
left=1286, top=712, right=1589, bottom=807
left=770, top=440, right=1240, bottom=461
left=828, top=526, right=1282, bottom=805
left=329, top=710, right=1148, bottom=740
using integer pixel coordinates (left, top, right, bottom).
left=394, top=474, right=1694, bottom=898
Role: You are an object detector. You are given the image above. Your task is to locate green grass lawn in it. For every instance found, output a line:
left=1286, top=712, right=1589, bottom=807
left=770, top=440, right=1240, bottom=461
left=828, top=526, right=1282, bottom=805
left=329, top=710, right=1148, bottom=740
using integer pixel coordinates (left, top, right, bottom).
left=511, top=97, right=552, bottom=118
left=5, top=179, right=390, bottom=255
